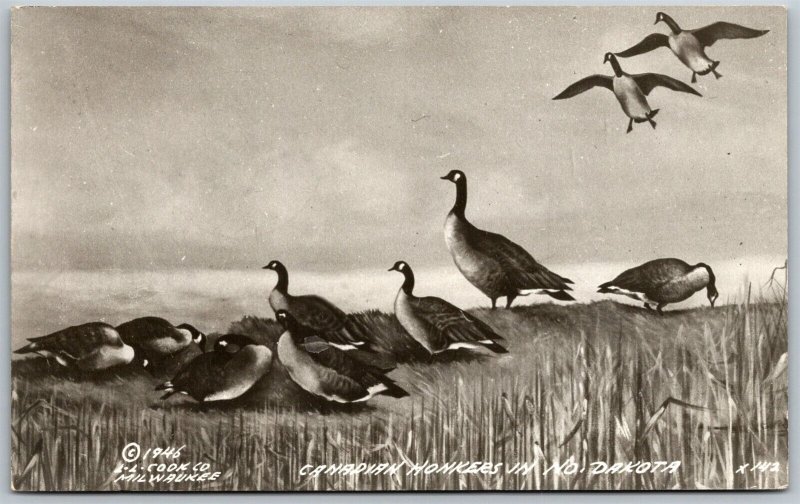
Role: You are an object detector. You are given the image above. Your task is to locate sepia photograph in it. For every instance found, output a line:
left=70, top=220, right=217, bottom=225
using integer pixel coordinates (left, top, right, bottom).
left=9, top=6, right=787, bottom=491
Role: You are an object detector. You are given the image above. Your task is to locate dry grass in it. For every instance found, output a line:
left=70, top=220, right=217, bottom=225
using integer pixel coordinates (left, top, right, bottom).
left=11, top=282, right=788, bottom=491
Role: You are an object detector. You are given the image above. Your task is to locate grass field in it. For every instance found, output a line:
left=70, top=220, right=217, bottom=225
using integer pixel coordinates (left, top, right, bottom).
left=11, top=282, right=788, bottom=491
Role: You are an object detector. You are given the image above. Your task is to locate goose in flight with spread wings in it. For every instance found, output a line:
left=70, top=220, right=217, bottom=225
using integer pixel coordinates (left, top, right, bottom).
left=553, top=53, right=701, bottom=133
left=615, top=12, right=769, bottom=83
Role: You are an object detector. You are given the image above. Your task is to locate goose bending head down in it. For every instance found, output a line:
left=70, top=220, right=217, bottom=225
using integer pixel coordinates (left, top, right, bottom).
left=389, top=261, right=508, bottom=355
left=440, top=171, right=576, bottom=308
left=553, top=52, right=701, bottom=133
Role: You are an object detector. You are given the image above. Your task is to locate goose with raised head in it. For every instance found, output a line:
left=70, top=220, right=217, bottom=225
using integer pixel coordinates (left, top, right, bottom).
left=442, top=170, right=574, bottom=307
left=263, top=260, right=372, bottom=351
left=156, top=334, right=272, bottom=403
left=14, top=322, right=146, bottom=371
left=615, top=12, right=769, bottom=83
left=390, top=261, right=508, bottom=354
left=553, top=53, right=701, bottom=133
left=275, top=310, right=409, bottom=404
left=598, top=258, right=719, bottom=314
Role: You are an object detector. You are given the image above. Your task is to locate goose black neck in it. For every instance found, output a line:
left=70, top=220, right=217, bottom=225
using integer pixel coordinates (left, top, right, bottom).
left=451, top=178, right=468, bottom=218
left=401, top=268, right=415, bottom=295
left=274, top=264, right=289, bottom=292
left=608, top=55, right=624, bottom=77
left=662, top=15, right=681, bottom=34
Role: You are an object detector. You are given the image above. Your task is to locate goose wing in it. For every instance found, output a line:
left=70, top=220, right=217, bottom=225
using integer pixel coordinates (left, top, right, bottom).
left=306, top=342, right=398, bottom=401
left=291, top=295, right=370, bottom=347
left=615, top=33, right=670, bottom=57
left=471, top=229, right=573, bottom=290
left=601, top=258, right=693, bottom=293
left=161, top=351, right=234, bottom=399
left=632, top=73, right=702, bottom=96
left=116, top=317, right=176, bottom=345
left=552, top=75, right=613, bottom=100
left=409, top=295, right=505, bottom=346
left=691, top=22, right=768, bottom=48
left=21, top=323, right=120, bottom=360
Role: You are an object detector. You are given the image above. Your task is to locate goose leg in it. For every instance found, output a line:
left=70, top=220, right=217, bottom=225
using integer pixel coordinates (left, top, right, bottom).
left=656, top=303, right=666, bottom=315
left=490, top=298, right=497, bottom=310
left=648, top=118, right=657, bottom=130
left=626, top=118, right=633, bottom=134
left=691, top=72, right=697, bottom=83
left=643, top=303, right=652, bottom=311
left=506, top=295, right=517, bottom=309
left=712, top=69, right=722, bottom=79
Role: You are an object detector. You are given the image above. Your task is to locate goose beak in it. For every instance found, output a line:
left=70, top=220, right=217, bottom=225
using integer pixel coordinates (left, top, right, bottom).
left=388, top=266, right=395, bottom=271
left=440, top=174, right=449, bottom=180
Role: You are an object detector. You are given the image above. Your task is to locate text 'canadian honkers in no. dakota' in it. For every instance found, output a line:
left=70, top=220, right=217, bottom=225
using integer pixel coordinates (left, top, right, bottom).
left=299, top=459, right=683, bottom=478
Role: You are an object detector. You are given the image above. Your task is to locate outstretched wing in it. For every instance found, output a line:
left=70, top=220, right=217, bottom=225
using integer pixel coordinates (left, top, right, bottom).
left=471, top=229, right=573, bottom=291
left=410, top=296, right=505, bottom=346
left=691, top=22, right=768, bottom=48
left=615, top=33, right=670, bottom=58
left=552, top=75, right=613, bottom=100
left=632, top=73, right=702, bottom=96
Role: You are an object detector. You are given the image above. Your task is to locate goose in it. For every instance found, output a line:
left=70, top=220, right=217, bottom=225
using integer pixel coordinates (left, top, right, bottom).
left=389, top=261, right=508, bottom=354
left=615, top=12, right=769, bottom=83
left=598, top=258, right=719, bottom=313
left=553, top=53, right=701, bottom=133
left=156, top=334, right=272, bottom=402
left=263, top=260, right=371, bottom=351
left=115, top=317, right=206, bottom=360
left=14, top=322, right=146, bottom=371
left=275, top=310, right=409, bottom=403
left=442, top=170, right=574, bottom=308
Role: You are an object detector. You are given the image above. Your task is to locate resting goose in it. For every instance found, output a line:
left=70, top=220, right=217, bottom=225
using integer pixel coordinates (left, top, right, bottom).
left=389, top=261, right=508, bottom=354
left=553, top=53, right=701, bottom=133
left=615, top=12, right=769, bottom=83
left=156, top=334, right=272, bottom=402
left=598, top=258, right=719, bottom=313
left=275, top=310, right=409, bottom=403
left=442, top=170, right=574, bottom=308
left=115, top=317, right=206, bottom=360
left=263, top=260, right=371, bottom=350
left=14, top=322, right=145, bottom=371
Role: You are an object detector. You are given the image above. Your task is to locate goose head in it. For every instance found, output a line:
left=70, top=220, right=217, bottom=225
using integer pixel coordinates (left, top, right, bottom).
left=603, top=52, right=623, bottom=76
left=177, top=323, right=207, bottom=351
left=263, top=259, right=289, bottom=291
left=214, top=334, right=258, bottom=354
left=389, top=261, right=415, bottom=294
left=697, top=263, right=719, bottom=307
left=275, top=310, right=298, bottom=331
left=654, top=12, right=680, bottom=33
left=388, top=260, right=410, bottom=273
left=262, top=259, right=286, bottom=273
left=440, top=170, right=466, bottom=184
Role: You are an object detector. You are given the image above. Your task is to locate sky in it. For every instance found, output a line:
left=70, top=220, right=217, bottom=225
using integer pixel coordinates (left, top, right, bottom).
left=11, top=6, right=787, bottom=272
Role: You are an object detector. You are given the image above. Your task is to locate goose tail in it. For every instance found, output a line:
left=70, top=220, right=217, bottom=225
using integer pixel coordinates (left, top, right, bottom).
left=14, top=343, right=38, bottom=355
left=541, top=290, right=576, bottom=302
left=378, top=378, right=410, bottom=399
left=481, top=340, right=509, bottom=354
left=648, top=109, right=660, bottom=119
left=597, top=283, right=615, bottom=294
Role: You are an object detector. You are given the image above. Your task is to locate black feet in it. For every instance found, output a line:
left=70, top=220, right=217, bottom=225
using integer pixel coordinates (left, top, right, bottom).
left=505, top=295, right=517, bottom=309
left=691, top=72, right=697, bottom=83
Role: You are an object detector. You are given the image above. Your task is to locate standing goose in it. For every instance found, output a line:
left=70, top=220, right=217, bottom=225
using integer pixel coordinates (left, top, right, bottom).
left=553, top=53, right=701, bottom=133
left=263, top=260, right=371, bottom=351
left=389, top=261, right=508, bottom=354
left=442, top=170, right=574, bottom=308
left=275, top=310, right=409, bottom=403
left=615, top=12, right=769, bottom=83
left=156, top=334, right=272, bottom=402
left=14, top=322, right=145, bottom=371
left=598, top=258, right=719, bottom=314
left=115, top=317, right=206, bottom=361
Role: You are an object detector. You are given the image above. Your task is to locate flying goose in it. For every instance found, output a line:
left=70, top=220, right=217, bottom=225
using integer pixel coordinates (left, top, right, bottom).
left=275, top=310, right=409, bottom=403
left=615, top=12, right=769, bottom=83
left=156, top=334, right=272, bottom=402
left=263, top=260, right=371, bottom=351
left=553, top=53, right=701, bottom=133
left=442, top=170, right=574, bottom=308
left=389, top=261, right=508, bottom=354
left=598, top=258, right=719, bottom=313
left=14, top=322, right=145, bottom=371
left=115, top=317, right=206, bottom=360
